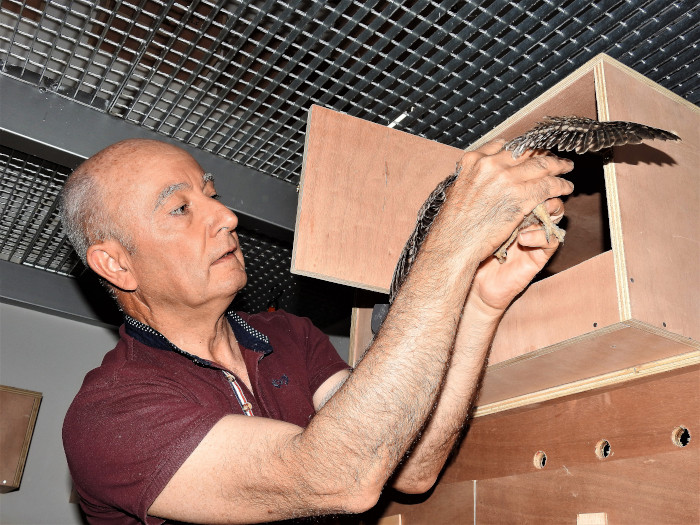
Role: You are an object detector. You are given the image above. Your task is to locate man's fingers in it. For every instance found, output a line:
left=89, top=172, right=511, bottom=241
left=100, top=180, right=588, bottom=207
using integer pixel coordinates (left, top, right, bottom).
left=544, top=198, right=565, bottom=223
left=518, top=227, right=560, bottom=249
left=516, top=153, right=574, bottom=180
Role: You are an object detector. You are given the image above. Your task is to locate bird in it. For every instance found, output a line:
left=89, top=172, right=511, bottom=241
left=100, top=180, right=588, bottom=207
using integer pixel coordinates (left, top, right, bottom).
left=388, top=116, right=680, bottom=303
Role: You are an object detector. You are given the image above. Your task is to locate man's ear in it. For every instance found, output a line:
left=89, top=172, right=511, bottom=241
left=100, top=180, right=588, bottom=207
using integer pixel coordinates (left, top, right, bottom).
left=86, top=240, right=138, bottom=292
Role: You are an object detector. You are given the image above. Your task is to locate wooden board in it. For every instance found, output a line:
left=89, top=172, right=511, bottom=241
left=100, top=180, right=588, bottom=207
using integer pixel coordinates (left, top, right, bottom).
left=474, top=448, right=699, bottom=524
left=301, top=54, right=699, bottom=417
left=0, top=385, right=42, bottom=493
left=349, top=306, right=374, bottom=366
left=489, top=251, right=620, bottom=364
left=599, top=59, right=700, bottom=341
left=292, top=105, right=464, bottom=292
left=360, top=481, right=475, bottom=525
left=362, top=450, right=699, bottom=524
left=478, top=321, right=699, bottom=408
left=445, top=365, right=699, bottom=481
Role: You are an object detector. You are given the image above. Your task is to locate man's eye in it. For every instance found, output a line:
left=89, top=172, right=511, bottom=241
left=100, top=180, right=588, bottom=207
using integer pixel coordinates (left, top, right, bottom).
left=171, top=204, right=188, bottom=215
left=211, top=193, right=221, bottom=200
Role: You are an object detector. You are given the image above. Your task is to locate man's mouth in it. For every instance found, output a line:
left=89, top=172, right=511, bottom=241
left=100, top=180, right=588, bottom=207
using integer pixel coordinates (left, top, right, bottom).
left=213, top=247, right=237, bottom=264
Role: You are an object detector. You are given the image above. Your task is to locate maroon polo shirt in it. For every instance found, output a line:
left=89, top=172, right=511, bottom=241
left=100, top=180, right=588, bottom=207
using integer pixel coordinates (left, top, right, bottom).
left=63, top=309, right=349, bottom=524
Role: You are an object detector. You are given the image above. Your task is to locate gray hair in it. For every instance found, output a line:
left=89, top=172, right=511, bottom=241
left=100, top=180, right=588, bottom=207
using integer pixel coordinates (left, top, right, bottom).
left=59, top=169, right=135, bottom=266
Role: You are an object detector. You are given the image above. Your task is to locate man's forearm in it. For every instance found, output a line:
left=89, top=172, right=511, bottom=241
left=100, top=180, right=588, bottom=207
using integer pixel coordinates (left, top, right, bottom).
left=389, top=297, right=502, bottom=493
left=302, top=232, right=483, bottom=500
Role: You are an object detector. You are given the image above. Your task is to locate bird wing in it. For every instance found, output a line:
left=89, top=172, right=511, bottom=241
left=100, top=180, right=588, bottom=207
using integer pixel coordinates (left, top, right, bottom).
left=504, top=116, right=680, bottom=157
left=389, top=170, right=459, bottom=302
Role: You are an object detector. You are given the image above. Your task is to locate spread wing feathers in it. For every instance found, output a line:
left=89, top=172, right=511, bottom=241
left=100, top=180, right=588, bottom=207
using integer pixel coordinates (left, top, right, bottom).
left=388, top=117, right=680, bottom=305
left=504, top=116, right=680, bottom=158
left=389, top=170, right=459, bottom=302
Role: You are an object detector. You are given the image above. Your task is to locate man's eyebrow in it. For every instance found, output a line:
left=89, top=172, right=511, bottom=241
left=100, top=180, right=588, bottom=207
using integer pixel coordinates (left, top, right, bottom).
left=203, top=172, right=215, bottom=184
left=154, top=182, right=189, bottom=212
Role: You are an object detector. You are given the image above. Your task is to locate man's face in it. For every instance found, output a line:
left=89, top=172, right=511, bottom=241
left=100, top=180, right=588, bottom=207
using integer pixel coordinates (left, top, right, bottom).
left=110, top=144, right=246, bottom=310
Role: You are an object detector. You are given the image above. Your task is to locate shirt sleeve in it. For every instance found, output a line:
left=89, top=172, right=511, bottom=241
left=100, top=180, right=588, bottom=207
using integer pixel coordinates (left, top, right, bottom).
left=63, top=362, right=228, bottom=524
left=279, top=310, right=351, bottom=394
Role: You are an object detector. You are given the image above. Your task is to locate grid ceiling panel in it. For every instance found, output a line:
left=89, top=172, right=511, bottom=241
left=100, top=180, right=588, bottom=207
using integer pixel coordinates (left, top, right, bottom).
left=0, top=145, right=79, bottom=274
left=2, top=0, right=697, bottom=184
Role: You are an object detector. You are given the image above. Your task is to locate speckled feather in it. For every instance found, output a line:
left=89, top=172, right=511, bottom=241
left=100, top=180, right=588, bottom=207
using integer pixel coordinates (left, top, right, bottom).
left=388, top=116, right=680, bottom=303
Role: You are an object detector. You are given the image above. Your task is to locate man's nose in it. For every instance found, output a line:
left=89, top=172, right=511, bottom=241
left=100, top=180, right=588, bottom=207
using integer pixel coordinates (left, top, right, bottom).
left=211, top=199, right=238, bottom=234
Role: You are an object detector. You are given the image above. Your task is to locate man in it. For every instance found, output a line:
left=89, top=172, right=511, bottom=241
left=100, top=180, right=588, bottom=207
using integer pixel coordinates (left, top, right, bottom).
left=62, top=137, right=572, bottom=524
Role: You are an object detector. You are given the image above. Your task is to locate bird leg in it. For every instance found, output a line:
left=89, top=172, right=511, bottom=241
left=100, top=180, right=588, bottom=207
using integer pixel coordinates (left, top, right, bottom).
left=532, top=202, right=566, bottom=244
left=493, top=202, right=566, bottom=264
left=493, top=228, right=520, bottom=263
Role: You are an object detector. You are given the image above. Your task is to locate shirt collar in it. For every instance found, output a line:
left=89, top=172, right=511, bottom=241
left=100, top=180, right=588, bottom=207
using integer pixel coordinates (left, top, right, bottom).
left=124, top=310, right=273, bottom=366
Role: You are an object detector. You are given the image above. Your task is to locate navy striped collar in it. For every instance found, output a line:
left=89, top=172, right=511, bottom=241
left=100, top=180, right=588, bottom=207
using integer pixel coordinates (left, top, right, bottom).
left=124, top=310, right=273, bottom=366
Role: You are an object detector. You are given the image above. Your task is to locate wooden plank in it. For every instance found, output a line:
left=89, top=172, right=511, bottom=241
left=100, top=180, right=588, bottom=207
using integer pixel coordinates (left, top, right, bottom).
left=292, top=105, right=464, bottom=292
left=349, top=306, right=374, bottom=367
left=478, top=322, right=699, bottom=407
left=0, top=385, right=42, bottom=492
left=577, top=513, right=608, bottom=525
left=488, top=251, right=620, bottom=365
left=475, top=347, right=699, bottom=416
left=600, top=58, right=700, bottom=341
left=444, top=365, right=699, bottom=482
left=360, top=481, right=474, bottom=525
left=474, top=448, right=699, bottom=524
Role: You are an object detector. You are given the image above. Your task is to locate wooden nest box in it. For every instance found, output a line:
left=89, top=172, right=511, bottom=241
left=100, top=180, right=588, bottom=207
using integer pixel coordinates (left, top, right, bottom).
left=292, top=54, right=699, bottom=412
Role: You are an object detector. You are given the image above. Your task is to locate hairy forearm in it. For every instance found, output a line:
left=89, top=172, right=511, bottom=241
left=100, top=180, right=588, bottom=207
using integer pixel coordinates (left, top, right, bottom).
left=390, top=297, right=502, bottom=492
left=295, top=214, right=487, bottom=504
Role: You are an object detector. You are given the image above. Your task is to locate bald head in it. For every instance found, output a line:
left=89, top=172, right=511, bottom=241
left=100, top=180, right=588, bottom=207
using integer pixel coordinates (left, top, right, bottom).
left=60, top=139, right=190, bottom=265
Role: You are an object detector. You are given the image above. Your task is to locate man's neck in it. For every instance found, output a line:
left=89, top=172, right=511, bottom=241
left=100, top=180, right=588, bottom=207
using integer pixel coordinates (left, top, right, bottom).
left=124, top=299, right=246, bottom=374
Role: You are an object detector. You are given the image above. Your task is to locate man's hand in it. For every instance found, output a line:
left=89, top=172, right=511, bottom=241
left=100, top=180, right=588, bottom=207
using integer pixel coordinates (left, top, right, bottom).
left=468, top=196, right=565, bottom=316
left=438, top=140, right=573, bottom=265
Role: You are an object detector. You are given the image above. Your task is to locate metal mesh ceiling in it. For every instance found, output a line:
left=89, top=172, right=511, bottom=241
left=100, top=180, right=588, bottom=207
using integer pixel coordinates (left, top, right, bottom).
left=1, top=0, right=698, bottom=321
left=2, top=0, right=698, bottom=184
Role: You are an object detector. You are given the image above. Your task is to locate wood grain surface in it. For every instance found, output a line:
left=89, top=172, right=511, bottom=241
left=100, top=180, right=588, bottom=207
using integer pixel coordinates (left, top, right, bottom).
left=292, top=105, right=464, bottom=292
left=447, top=365, right=699, bottom=481
left=601, top=60, right=700, bottom=341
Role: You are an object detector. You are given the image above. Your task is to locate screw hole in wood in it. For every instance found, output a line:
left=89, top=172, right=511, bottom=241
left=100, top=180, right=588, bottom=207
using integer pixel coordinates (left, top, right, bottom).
left=595, top=439, right=611, bottom=459
left=533, top=450, right=547, bottom=469
left=672, top=426, right=691, bottom=448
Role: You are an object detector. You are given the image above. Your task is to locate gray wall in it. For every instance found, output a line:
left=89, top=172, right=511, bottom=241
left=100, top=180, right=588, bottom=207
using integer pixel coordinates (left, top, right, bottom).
left=0, top=302, right=119, bottom=525
left=0, top=301, right=349, bottom=524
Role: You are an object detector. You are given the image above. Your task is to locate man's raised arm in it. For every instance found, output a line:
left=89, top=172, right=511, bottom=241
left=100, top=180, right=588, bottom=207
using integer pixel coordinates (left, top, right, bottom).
left=149, top=141, right=574, bottom=524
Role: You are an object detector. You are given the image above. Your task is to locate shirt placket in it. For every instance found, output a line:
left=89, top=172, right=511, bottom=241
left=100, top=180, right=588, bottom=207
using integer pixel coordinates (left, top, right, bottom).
left=222, top=370, right=254, bottom=416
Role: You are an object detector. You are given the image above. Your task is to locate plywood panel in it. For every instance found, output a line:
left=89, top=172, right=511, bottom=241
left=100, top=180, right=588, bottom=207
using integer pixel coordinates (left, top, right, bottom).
left=489, top=251, right=620, bottom=365
left=474, top=448, right=699, bottom=524
left=445, top=365, right=699, bottom=482
left=361, top=481, right=474, bottom=525
left=349, top=306, right=374, bottom=367
left=0, top=385, right=42, bottom=492
left=478, top=322, right=698, bottom=407
left=292, top=105, right=464, bottom=292
left=600, top=60, right=700, bottom=341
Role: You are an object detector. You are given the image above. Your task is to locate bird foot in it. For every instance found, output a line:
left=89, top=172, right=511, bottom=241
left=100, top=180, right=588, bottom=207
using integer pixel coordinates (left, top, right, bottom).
left=494, top=229, right=519, bottom=263
left=532, top=202, right=566, bottom=244
left=493, top=203, right=566, bottom=264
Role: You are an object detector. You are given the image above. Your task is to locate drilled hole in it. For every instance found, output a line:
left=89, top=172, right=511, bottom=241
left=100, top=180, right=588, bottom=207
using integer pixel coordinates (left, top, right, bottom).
left=672, top=426, right=691, bottom=447
left=533, top=450, right=547, bottom=469
left=595, top=439, right=611, bottom=459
